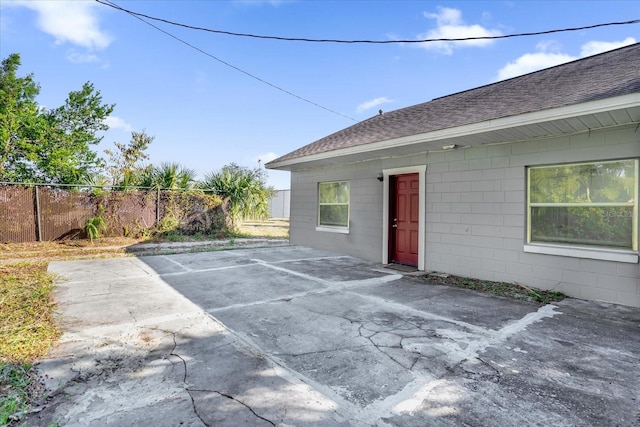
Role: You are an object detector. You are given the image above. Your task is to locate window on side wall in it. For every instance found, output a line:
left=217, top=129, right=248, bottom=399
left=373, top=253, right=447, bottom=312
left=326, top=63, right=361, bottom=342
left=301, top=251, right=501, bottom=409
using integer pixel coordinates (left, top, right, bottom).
left=527, top=159, right=638, bottom=255
left=317, top=180, right=350, bottom=233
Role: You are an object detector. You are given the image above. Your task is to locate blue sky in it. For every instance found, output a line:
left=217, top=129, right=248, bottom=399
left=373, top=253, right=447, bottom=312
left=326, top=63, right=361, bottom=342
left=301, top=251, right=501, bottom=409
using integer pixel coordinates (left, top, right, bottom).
left=1, top=1, right=638, bottom=189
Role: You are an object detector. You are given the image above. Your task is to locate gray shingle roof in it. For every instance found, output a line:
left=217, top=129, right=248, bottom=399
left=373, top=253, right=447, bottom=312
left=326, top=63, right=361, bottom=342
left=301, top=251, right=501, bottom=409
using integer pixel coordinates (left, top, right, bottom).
left=271, top=43, right=640, bottom=165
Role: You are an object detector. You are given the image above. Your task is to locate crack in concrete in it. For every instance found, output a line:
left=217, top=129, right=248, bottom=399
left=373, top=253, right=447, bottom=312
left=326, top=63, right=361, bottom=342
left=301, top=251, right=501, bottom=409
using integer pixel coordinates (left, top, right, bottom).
left=345, top=289, right=492, bottom=336
left=358, top=328, right=410, bottom=371
left=191, top=256, right=561, bottom=424
left=476, top=356, right=502, bottom=379
left=185, top=389, right=211, bottom=427
left=166, top=331, right=188, bottom=384
left=286, top=305, right=434, bottom=372
left=153, top=328, right=208, bottom=426
left=188, top=389, right=276, bottom=426
left=159, top=328, right=276, bottom=426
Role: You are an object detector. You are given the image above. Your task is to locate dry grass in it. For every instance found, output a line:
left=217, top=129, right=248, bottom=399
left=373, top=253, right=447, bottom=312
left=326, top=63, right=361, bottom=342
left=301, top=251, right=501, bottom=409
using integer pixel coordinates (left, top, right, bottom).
left=0, top=237, right=143, bottom=264
left=237, top=217, right=289, bottom=238
left=0, top=261, right=60, bottom=364
left=0, top=262, right=61, bottom=425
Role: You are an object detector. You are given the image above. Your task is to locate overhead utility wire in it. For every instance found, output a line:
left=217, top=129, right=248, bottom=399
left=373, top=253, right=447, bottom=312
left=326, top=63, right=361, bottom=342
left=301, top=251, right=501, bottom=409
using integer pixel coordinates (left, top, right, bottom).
left=100, top=0, right=356, bottom=121
left=95, top=0, right=639, bottom=44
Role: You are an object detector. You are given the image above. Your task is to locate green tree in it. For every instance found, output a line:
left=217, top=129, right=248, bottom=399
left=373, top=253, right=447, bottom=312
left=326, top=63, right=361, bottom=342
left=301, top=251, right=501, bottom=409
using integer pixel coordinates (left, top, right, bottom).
left=0, top=53, right=114, bottom=184
left=104, top=130, right=154, bottom=188
left=200, top=163, right=275, bottom=226
left=0, top=53, right=45, bottom=182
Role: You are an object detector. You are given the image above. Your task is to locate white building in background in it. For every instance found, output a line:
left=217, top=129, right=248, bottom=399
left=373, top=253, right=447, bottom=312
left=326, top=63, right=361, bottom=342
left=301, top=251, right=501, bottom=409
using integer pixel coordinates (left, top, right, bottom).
left=269, top=189, right=290, bottom=218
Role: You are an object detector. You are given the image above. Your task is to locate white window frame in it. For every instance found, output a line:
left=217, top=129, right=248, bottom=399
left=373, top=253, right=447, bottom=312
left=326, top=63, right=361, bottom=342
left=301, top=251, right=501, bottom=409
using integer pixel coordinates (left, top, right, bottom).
left=316, top=180, right=350, bottom=233
left=524, top=158, right=639, bottom=263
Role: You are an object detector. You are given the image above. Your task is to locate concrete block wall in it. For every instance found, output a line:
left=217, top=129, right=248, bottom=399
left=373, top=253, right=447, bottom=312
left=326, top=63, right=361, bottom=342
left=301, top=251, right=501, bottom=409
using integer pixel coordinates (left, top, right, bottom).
left=289, top=159, right=386, bottom=262
left=289, top=125, right=639, bottom=307
left=424, top=125, right=639, bottom=307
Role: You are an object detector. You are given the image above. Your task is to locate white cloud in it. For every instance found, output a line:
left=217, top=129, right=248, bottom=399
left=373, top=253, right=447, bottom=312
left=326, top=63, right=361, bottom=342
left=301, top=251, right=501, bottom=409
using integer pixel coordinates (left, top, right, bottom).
left=417, top=7, right=502, bottom=55
left=496, top=52, right=576, bottom=81
left=104, top=116, right=133, bottom=132
left=580, top=37, right=636, bottom=57
left=66, top=50, right=100, bottom=64
left=356, top=97, right=394, bottom=113
left=495, top=37, right=637, bottom=81
left=11, top=0, right=111, bottom=50
left=535, top=40, right=562, bottom=53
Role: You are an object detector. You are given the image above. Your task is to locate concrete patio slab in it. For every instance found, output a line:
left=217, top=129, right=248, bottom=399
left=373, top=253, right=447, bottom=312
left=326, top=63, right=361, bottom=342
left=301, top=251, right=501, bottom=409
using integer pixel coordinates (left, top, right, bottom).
left=27, top=246, right=640, bottom=426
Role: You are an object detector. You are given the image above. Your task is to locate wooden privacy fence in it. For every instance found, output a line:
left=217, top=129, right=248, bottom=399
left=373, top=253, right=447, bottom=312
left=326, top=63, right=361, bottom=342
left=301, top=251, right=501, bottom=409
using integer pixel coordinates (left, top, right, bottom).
left=0, top=184, right=230, bottom=243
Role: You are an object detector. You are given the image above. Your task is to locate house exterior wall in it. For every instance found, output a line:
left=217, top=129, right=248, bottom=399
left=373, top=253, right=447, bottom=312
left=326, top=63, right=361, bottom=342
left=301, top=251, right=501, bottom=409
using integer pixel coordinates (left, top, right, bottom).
left=289, top=124, right=640, bottom=307
left=289, top=159, right=386, bottom=262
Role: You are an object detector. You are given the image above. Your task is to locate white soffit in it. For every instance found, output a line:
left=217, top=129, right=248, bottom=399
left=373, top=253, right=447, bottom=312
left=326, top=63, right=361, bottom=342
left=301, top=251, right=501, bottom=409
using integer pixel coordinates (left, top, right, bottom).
left=268, top=93, right=640, bottom=171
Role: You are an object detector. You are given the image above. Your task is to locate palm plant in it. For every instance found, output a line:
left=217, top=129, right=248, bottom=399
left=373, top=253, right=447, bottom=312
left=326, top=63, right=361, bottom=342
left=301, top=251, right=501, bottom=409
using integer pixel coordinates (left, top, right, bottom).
left=200, top=163, right=275, bottom=227
left=139, top=162, right=197, bottom=189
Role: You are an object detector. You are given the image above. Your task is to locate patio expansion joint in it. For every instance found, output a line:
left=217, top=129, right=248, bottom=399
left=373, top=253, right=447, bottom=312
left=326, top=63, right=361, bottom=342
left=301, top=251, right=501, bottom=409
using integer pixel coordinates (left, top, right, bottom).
left=160, top=255, right=194, bottom=272
left=201, top=253, right=562, bottom=423
left=201, top=310, right=370, bottom=424
left=273, top=344, right=370, bottom=358
left=206, top=269, right=401, bottom=314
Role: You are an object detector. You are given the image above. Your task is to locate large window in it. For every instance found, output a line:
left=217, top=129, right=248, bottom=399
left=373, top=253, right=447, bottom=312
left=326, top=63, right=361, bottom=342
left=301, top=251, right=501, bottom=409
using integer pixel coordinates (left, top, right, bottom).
left=318, top=181, right=350, bottom=228
left=527, top=159, right=638, bottom=251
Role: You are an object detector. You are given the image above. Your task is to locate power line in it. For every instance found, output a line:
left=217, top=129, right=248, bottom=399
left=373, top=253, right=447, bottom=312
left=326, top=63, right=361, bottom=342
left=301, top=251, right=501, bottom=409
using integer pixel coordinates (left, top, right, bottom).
left=95, top=0, right=639, bottom=44
left=99, top=0, right=356, bottom=121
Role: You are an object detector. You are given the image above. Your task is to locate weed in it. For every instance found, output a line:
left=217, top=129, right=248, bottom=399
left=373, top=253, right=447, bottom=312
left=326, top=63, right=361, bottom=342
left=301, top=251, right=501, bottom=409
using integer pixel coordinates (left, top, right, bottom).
left=155, top=214, right=179, bottom=234
left=163, top=231, right=183, bottom=242
left=0, top=362, right=34, bottom=425
left=86, top=208, right=107, bottom=242
left=423, top=272, right=565, bottom=304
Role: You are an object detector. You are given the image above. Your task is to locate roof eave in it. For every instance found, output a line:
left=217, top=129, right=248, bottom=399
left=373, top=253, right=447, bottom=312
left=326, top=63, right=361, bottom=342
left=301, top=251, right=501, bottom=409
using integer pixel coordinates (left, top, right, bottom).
left=266, top=93, right=640, bottom=171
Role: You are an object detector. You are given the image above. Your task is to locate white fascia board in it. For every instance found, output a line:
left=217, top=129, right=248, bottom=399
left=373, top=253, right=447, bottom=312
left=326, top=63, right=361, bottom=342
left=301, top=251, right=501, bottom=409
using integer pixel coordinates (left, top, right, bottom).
left=267, top=93, right=640, bottom=170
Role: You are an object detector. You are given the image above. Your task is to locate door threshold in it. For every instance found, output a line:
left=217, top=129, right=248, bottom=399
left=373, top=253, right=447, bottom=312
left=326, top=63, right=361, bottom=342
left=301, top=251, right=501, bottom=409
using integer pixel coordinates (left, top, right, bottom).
left=386, top=263, right=418, bottom=272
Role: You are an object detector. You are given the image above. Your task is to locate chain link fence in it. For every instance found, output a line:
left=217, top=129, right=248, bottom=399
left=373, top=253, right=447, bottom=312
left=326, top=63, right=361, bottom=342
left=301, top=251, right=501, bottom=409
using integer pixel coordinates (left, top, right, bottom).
left=0, top=183, right=230, bottom=243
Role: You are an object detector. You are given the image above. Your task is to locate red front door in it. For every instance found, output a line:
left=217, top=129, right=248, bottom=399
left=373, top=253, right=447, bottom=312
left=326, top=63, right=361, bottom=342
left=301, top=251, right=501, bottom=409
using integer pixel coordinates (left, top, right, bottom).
left=391, top=173, right=419, bottom=266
